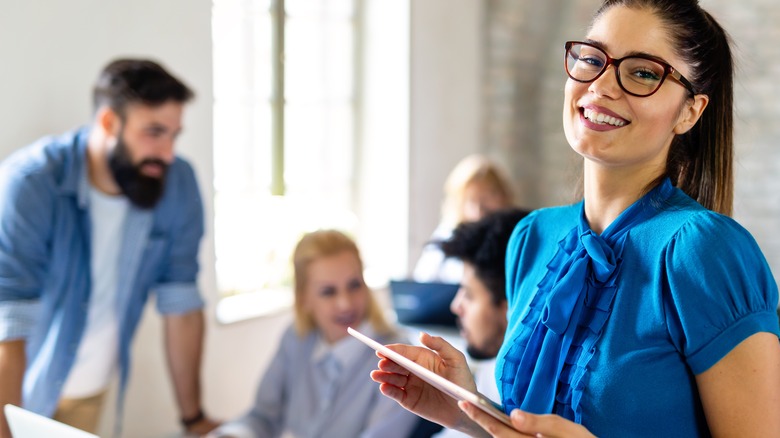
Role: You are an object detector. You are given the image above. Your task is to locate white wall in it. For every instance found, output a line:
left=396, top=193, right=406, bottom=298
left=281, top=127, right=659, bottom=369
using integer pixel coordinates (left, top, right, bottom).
left=0, top=1, right=484, bottom=437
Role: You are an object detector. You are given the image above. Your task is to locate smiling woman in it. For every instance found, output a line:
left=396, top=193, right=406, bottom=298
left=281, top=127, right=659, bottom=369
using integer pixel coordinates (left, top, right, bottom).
left=369, top=1, right=780, bottom=437
left=207, top=229, right=419, bottom=438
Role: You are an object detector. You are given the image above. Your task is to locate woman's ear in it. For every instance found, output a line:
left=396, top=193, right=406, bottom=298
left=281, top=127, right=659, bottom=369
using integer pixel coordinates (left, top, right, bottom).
left=674, top=94, right=709, bottom=135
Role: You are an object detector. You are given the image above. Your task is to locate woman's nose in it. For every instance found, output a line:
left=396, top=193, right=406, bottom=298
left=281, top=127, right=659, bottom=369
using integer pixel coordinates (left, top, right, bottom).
left=336, top=292, right=353, bottom=310
left=588, top=65, right=622, bottom=98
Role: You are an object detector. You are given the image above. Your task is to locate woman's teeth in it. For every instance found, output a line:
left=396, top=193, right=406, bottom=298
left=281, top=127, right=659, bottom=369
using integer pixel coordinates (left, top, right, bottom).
left=583, top=108, right=626, bottom=127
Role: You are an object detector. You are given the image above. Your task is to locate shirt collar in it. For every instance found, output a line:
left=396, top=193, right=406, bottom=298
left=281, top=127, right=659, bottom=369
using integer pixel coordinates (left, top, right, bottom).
left=312, top=321, right=375, bottom=369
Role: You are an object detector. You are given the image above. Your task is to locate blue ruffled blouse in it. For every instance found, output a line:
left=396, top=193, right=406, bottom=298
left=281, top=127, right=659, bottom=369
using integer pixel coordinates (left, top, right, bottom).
left=496, top=179, right=780, bottom=436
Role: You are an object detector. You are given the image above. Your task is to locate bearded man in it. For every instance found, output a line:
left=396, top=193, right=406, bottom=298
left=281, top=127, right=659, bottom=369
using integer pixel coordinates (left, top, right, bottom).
left=0, top=59, right=218, bottom=437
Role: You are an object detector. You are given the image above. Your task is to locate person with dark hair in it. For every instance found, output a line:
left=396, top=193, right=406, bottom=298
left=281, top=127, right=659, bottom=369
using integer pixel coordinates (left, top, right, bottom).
left=0, top=58, right=218, bottom=437
left=439, top=208, right=530, bottom=362
left=432, top=208, right=530, bottom=438
left=371, top=1, right=780, bottom=436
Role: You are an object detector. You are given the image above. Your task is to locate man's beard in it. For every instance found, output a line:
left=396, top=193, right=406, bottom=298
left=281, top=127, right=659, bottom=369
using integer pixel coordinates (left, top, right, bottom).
left=108, top=132, right=168, bottom=209
left=466, top=344, right=498, bottom=361
left=458, top=319, right=499, bottom=360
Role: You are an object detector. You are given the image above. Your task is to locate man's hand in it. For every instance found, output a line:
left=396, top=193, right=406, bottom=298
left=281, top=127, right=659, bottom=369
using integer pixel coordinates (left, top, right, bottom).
left=0, top=340, right=25, bottom=438
left=184, top=415, right=220, bottom=436
left=164, top=311, right=218, bottom=437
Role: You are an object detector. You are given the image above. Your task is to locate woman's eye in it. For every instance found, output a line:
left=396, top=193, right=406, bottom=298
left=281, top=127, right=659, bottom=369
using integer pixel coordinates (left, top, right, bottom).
left=632, top=68, right=661, bottom=81
left=319, top=286, right=336, bottom=297
left=581, top=56, right=605, bottom=68
left=347, top=279, right=363, bottom=291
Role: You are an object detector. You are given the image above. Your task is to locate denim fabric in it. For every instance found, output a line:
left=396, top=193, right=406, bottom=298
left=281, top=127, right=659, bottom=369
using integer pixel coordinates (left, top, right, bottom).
left=0, top=127, right=205, bottom=416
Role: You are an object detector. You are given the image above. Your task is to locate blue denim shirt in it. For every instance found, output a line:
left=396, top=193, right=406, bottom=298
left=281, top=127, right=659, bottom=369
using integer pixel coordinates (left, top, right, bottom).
left=0, top=127, right=205, bottom=417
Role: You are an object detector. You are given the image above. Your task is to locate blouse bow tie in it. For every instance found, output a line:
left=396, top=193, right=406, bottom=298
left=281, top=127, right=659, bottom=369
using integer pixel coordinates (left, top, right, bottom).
left=499, top=178, right=675, bottom=420
left=542, top=230, right=618, bottom=335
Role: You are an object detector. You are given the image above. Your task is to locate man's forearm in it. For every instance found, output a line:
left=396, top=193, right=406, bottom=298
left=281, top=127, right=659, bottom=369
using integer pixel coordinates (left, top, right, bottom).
left=163, top=310, right=205, bottom=420
left=0, top=340, right=25, bottom=438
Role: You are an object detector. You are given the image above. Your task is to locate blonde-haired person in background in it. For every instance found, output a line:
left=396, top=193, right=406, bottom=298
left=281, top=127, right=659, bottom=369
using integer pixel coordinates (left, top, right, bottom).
left=413, top=154, right=515, bottom=284
left=208, top=230, right=418, bottom=438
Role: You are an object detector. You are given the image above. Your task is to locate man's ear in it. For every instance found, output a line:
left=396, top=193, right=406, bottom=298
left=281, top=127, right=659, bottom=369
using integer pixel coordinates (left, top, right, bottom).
left=674, top=94, right=709, bottom=135
left=96, top=106, right=121, bottom=137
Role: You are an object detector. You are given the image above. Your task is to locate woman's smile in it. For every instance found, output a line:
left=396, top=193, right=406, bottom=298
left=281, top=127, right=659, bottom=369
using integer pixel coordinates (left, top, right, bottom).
left=580, top=104, right=630, bottom=131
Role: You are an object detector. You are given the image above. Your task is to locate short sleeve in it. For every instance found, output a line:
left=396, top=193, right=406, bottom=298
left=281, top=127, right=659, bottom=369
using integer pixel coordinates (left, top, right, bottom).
left=664, top=212, right=780, bottom=374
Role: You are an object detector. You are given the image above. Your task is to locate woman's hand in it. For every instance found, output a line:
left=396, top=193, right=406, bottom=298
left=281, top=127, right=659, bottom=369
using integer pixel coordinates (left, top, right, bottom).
left=458, top=401, right=596, bottom=438
left=370, top=332, right=481, bottom=433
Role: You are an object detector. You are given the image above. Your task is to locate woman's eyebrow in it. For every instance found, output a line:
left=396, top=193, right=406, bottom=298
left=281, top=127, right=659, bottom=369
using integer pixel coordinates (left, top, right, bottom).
left=583, top=38, right=668, bottom=62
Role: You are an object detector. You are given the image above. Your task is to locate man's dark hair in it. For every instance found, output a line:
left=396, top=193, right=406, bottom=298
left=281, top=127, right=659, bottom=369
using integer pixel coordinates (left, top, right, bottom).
left=92, top=58, right=194, bottom=117
left=439, top=208, right=530, bottom=306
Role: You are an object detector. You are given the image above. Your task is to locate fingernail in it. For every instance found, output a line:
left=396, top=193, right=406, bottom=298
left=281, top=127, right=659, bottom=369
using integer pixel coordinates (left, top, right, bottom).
left=511, top=410, right=525, bottom=423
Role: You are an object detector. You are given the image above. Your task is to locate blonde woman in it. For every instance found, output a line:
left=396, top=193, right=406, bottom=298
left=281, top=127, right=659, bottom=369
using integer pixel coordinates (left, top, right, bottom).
left=210, top=230, right=418, bottom=438
left=413, top=154, right=515, bottom=283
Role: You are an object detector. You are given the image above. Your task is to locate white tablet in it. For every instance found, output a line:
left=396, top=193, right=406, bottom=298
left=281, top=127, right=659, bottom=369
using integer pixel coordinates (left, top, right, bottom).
left=4, top=404, right=99, bottom=438
left=348, top=326, right=513, bottom=428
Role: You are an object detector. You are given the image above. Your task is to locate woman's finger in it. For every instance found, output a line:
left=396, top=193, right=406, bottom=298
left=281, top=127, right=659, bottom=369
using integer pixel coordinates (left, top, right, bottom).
left=458, top=400, right=535, bottom=438
left=506, top=409, right=596, bottom=438
left=370, top=369, right=408, bottom=388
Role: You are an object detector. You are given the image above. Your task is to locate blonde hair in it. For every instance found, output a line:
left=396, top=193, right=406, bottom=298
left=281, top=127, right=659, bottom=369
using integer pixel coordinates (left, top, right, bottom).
left=292, top=229, right=392, bottom=337
left=442, top=154, right=515, bottom=227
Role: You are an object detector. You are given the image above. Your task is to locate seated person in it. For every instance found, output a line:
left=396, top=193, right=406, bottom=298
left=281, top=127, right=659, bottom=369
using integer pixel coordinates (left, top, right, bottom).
left=433, top=208, right=530, bottom=438
left=209, top=230, right=418, bottom=438
left=413, top=154, right=515, bottom=284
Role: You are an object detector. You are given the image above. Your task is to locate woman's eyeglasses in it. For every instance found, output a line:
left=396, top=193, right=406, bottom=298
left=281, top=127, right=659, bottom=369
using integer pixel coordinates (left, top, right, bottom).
left=564, top=41, right=695, bottom=97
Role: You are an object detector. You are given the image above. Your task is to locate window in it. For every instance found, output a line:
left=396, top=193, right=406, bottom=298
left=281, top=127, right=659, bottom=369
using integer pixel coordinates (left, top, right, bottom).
left=212, top=0, right=359, bottom=322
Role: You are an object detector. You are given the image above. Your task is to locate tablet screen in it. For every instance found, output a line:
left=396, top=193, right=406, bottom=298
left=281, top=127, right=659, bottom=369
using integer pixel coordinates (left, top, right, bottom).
left=348, top=326, right=513, bottom=428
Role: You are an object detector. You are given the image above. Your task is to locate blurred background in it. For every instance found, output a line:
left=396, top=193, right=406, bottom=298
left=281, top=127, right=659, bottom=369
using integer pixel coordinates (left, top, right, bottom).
left=1, top=0, right=778, bottom=436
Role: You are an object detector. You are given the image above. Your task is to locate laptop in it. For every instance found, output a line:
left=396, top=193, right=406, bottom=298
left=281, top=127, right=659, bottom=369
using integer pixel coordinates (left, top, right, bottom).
left=4, top=404, right=99, bottom=438
left=389, top=280, right=460, bottom=327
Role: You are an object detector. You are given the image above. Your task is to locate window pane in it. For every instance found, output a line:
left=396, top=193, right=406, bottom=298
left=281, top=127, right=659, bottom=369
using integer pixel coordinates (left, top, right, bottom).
left=285, top=102, right=353, bottom=199
left=212, top=0, right=357, bottom=307
left=286, top=0, right=353, bottom=19
left=213, top=0, right=272, bottom=101
left=286, top=17, right=353, bottom=102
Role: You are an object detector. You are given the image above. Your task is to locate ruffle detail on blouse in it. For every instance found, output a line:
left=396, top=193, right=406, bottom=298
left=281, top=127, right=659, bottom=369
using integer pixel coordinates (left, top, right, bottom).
left=500, top=178, right=675, bottom=423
